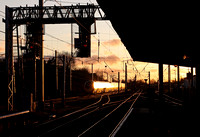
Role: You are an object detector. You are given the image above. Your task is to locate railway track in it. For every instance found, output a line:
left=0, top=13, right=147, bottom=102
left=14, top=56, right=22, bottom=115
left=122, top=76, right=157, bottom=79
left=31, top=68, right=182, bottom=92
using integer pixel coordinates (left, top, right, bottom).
left=14, top=90, right=142, bottom=137
left=78, top=91, right=142, bottom=137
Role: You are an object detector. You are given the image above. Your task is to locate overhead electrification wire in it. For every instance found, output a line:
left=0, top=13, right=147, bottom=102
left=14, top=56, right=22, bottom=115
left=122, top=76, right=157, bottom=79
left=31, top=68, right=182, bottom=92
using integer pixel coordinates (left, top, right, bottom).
left=45, top=0, right=135, bottom=78
left=51, top=0, right=117, bottom=72
left=44, top=0, right=90, bottom=4
left=0, top=10, right=5, bottom=14
left=0, top=30, right=5, bottom=34
left=45, top=33, right=71, bottom=45
left=53, top=0, right=92, bottom=34
left=104, top=61, right=114, bottom=72
left=0, top=10, right=5, bottom=18
left=140, top=63, right=149, bottom=74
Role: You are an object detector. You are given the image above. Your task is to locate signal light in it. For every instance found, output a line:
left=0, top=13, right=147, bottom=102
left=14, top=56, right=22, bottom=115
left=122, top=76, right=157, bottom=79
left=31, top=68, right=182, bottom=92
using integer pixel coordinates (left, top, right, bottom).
left=28, top=43, right=40, bottom=57
left=75, top=38, right=91, bottom=57
left=74, top=22, right=92, bottom=58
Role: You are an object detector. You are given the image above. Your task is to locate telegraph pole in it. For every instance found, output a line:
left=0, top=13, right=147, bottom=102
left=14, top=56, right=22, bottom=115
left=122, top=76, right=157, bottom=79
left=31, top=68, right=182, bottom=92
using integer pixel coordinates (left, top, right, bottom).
left=125, top=63, right=127, bottom=92
left=91, top=63, right=94, bottom=81
left=34, top=57, right=37, bottom=101
left=98, top=39, right=100, bottom=62
left=71, top=23, right=73, bottom=57
left=118, top=72, right=120, bottom=93
left=159, top=63, right=163, bottom=101
left=177, top=65, right=180, bottom=92
left=63, top=55, right=66, bottom=106
left=191, top=66, right=193, bottom=88
left=168, top=64, right=171, bottom=93
left=39, top=0, right=45, bottom=107
left=55, top=50, right=58, bottom=94
left=69, top=23, right=73, bottom=93
left=148, top=71, right=150, bottom=87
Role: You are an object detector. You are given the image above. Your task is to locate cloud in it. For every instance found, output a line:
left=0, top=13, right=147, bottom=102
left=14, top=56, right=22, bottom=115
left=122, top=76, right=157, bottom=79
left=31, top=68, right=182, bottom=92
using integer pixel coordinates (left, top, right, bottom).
left=0, top=47, right=3, bottom=52
left=87, top=54, right=120, bottom=65
left=0, top=41, right=5, bottom=53
left=102, top=54, right=120, bottom=65
left=74, top=54, right=121, bottom=67
left=102, top=39, right=121, bottom=46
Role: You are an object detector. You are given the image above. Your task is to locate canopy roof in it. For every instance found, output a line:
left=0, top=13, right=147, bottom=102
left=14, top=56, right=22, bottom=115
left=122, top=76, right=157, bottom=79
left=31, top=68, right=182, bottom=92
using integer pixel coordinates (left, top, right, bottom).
left=97, top=0, right=199, bottom=66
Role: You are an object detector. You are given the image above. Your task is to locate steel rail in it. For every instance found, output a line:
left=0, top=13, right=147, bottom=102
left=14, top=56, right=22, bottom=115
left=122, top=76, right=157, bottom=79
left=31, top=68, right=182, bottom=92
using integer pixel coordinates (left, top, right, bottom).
left=78, top=90, right=140, bottom=137
left=38, top=107, right=100, bottom=137
left=102, top=95, right=110, bottom=106
left=34, top=92, right=139, bottom=137
left=164, top=98, right=183, bottom=106
left=36, top=94, right=104, bottom=127
left=155, top=91, right=183, bottom=106
left=109, top=91, right=142, bottom=137
left=163, top=94, right=183, bottom=104
left=38, top=94, right=111, bottom=136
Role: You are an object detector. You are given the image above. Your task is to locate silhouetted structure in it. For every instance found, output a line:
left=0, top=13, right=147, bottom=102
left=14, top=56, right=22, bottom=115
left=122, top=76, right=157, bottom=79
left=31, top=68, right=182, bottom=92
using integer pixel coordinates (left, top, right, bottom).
left=97, top=0, right=200, bottom=107
left=4, top=3, right=106, bottom=111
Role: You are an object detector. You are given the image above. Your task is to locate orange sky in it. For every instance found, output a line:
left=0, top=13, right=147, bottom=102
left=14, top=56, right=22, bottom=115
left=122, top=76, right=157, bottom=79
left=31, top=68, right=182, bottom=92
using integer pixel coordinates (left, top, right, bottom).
left=0, top=41, right=5, bottom=54
left=0, top=1, right=195, bottom=83
left=0, top=21, right=194, bottom=83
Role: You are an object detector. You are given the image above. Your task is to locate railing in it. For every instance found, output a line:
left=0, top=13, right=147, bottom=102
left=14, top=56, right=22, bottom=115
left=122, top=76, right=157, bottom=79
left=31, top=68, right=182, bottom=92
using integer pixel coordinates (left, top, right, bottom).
left=0, top=110, right=29, bottom=120
left=0, top=110, right=30, bottom=136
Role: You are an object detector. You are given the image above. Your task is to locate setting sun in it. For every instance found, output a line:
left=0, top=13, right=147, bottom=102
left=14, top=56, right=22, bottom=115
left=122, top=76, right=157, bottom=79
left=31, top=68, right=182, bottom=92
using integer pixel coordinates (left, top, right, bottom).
left=94, top=81, right=113, bottom=89
left=93, top=81, right=125, bottom=93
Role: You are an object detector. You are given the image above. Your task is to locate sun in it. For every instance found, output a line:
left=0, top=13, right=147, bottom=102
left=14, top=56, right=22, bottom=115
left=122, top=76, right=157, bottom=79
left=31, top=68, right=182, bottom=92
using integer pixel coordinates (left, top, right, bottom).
left=94, top=81, right=113, bottom=89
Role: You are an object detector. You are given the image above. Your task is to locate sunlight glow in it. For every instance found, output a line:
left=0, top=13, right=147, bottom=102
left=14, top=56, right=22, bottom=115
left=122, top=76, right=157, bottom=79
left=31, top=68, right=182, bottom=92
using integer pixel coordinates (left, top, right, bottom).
left=93, top=81, right=125, bottom=93
left=94, top=81, right=113, bottom=89
left=94, top=81, right=125, bottom=89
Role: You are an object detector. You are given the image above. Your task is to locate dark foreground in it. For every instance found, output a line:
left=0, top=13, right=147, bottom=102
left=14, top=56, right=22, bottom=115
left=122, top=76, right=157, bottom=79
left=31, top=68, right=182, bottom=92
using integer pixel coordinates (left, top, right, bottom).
left=0, top=90, right=199, bottom=137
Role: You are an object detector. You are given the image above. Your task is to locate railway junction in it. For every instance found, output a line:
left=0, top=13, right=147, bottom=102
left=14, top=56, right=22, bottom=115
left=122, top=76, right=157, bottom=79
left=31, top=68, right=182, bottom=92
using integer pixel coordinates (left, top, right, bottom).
left=0, top=0, right=200, bottom=136
left=1, top=89, right=197, bottom=137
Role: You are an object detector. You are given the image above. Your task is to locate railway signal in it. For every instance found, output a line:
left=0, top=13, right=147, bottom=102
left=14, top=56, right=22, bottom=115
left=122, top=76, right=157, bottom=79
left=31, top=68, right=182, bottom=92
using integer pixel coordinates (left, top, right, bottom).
left=4, top=2, right=106, bottom=111
left=75, top=25, right=91, bottom=57
left=28, top=42, right=40, bottom=57
left=75, top=37, right=91, bottom=57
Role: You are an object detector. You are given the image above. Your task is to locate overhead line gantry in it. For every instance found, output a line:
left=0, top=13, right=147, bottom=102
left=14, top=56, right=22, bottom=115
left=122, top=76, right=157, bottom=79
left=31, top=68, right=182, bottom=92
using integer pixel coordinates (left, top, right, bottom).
left=4, top=3, right=106, bottom=111
left=11, top=4, right=105, bottom=24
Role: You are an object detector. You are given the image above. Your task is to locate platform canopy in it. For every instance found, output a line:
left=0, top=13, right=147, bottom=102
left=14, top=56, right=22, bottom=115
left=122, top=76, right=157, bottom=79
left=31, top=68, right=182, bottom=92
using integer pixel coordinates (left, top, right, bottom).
left=97, top=0, right=199, bottom=66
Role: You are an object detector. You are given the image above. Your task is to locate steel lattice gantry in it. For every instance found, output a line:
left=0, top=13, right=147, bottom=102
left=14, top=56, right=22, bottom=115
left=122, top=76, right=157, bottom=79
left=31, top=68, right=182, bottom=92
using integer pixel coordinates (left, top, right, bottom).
left=11, top=4, right=105, bottom=24
left=4, top=4, right=106, bottom=111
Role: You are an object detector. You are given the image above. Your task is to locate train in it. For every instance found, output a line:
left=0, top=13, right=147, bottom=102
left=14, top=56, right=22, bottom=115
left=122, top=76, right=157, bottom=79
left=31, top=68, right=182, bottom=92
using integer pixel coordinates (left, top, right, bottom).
left=84, top=81, right=125, bottom=94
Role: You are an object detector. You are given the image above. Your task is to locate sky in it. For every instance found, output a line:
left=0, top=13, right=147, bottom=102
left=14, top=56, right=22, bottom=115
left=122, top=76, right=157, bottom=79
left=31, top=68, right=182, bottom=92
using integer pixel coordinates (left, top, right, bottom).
left=0, top=0, right=195, bottom=82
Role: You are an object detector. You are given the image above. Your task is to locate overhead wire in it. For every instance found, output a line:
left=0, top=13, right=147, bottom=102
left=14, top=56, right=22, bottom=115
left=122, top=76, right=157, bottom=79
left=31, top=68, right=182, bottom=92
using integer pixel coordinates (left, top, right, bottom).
left=45, top=33, right=71, bottom=45
left=0, top=30, right=5, bottom=34
left=2, top=0, right=137, bottom=81
left=0, top=10, right=5, bottom=18
left=53, top=0, right=92, bottom=35
left=88, top=1, right=140, bottom=77
left=0, top=10, right=5, bottom=14
left=51, top=0, right=118, bottom=75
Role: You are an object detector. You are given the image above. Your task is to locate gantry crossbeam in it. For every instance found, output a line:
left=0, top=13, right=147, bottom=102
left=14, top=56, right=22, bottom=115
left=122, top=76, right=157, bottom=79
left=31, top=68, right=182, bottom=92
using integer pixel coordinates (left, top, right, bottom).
left=11, top=4, right=106, bottom=24
left=4, top=4, right=106, bottom=111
